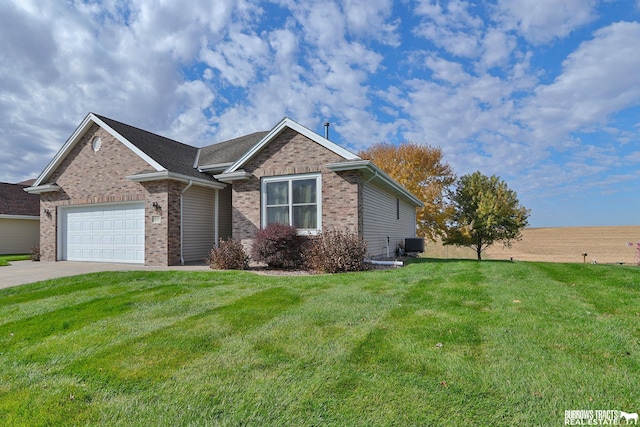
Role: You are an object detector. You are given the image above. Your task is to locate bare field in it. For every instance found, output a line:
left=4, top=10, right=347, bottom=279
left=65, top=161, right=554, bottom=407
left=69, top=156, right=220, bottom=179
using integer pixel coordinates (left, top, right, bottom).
left=422, top=226, right=640, bottom=264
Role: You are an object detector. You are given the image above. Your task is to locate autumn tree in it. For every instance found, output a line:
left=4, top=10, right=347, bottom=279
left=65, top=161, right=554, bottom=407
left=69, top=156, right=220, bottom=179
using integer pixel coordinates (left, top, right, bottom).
left=443, top=171, right=530, bottom=260
left=359, top=142, right=456, bottom=241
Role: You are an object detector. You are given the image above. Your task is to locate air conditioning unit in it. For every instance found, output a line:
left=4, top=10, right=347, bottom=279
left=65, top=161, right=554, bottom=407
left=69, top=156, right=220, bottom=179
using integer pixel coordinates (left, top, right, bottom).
left=405, top=238, right=425, bottom=253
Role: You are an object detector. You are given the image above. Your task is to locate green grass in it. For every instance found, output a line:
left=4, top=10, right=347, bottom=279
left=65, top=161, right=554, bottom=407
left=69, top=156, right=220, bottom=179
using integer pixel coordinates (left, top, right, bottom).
left=1, top=261, right=639, bottom=426
left=0, top=254, right=30, bottom=266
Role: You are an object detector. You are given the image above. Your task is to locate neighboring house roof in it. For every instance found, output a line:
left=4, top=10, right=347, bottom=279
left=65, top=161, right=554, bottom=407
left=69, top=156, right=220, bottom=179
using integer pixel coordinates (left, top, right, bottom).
left=0, top=182, right=39, bottom=217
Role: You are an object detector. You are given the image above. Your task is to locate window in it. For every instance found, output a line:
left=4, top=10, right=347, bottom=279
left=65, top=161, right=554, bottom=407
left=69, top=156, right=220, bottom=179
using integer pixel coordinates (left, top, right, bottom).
left=262, top=174, right=322, bottom=234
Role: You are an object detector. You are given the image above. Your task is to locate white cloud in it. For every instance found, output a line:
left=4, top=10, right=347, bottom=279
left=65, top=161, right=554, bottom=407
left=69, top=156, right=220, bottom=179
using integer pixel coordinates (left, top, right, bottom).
left=480, top=27, right=516, bottom=69
left=494, top=0, right=598, bottom=45
left=200, top=30, right=270, bottom=87
left=343, top=0, right=400, bottom=46
left=424, top=54, right=471, bottom=85
left=520, top=21, right=640, bottom=142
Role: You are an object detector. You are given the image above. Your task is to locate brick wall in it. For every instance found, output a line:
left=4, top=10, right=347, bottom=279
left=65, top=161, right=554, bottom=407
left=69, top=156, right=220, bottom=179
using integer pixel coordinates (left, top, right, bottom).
left=38, top=123, right=178, bottom=266
left=232, top=128, right=361, bottom=249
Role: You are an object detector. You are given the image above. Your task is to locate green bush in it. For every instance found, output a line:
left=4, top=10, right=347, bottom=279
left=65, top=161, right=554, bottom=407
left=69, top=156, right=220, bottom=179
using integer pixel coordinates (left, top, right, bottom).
left=206, top=238, right=249, bottom=270
left=304, top=229, right=369, bottom=273
left=252, top=224, right=306, bottom=269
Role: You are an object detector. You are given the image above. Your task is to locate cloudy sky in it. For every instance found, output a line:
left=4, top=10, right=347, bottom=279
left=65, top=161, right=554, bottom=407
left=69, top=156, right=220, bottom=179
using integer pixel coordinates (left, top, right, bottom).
left=1, top=0, right=639, bottom=227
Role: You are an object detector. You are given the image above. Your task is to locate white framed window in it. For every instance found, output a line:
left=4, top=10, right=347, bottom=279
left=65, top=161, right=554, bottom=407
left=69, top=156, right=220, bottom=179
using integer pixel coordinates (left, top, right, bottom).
left=262, top=173, right=322, bottom=235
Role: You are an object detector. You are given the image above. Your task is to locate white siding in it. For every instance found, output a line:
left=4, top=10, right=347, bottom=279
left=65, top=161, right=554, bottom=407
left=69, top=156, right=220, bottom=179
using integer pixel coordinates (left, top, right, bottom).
left=182, top=186, right=216, bottom=262
left=362, top=181, right=417, bottom=258
left=0, top=217, right=39, bottom=255
left=218, top=186, right=232, bottom=240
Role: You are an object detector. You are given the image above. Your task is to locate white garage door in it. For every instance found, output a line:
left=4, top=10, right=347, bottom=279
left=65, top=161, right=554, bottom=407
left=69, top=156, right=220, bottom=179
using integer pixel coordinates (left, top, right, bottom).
left=61, top=203, right=145, bottom=263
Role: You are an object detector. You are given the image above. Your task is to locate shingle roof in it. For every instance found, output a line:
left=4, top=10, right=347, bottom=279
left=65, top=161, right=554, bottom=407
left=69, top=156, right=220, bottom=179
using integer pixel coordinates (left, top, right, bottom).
left=94, top=114, right=214, bottom=181
left=0, top=182, right=39, bottom=216
left=197, top=131, right=269, bottom=168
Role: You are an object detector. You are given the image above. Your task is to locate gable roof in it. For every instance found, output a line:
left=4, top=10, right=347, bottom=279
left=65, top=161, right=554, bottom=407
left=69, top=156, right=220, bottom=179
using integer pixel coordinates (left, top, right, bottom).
left=94, top=115, right=209, bottom=181
left=223, top=117, right=361, bottom=174
left=32, top=113, right=217, bottom=188
left=0, top=182, right=39, bottom=217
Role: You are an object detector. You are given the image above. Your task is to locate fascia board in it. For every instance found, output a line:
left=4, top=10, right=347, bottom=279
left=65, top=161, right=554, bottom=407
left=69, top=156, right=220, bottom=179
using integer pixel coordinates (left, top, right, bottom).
left=198, top=162, right=234, bottom=173
left=224, top=117, right=360, bottom=174
left=213, top=170, right=252, bottom=182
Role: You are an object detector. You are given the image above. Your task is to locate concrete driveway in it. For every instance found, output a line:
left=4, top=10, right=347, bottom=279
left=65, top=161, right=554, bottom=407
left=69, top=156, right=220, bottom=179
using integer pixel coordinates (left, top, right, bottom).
left=0, top=260, right=209, bottom=290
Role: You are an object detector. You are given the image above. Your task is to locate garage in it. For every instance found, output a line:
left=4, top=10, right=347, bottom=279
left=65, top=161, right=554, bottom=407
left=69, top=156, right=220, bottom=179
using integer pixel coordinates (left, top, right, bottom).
left=60, top=203, right=145, bottom=263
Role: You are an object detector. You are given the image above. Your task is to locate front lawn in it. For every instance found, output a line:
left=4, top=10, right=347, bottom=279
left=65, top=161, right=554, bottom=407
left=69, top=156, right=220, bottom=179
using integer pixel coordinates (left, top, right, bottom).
left=1, top=260, right=639, bottom=426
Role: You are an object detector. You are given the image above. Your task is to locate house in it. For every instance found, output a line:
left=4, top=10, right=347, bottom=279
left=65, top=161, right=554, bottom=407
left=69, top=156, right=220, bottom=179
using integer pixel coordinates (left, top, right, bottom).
left=0, top=181, right=40, bottom=255
left=26, top=113, right=423, bottom=266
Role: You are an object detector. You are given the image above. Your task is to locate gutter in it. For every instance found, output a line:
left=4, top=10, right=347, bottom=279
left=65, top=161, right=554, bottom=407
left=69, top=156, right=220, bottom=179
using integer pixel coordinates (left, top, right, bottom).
left=126, top=171, right=225, bottom=189
left=24, top=184, right=61, bottom=194
left=180, top=180, right=193, bottom=265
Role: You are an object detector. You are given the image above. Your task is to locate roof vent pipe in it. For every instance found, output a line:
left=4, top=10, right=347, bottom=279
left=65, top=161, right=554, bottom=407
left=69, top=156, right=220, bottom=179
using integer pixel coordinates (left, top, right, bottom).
left=324, top=122, right=330, bottom=140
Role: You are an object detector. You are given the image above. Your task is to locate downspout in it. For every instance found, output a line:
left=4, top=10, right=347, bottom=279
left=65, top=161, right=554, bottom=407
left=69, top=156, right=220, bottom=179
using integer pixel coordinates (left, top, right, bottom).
left=214, top=189, right=219, bottom=247
left=364, top=169, right=378, bottom=185
left=180, top=180, right=193, bottom=265
left=363, top=169, right=378, bottom=253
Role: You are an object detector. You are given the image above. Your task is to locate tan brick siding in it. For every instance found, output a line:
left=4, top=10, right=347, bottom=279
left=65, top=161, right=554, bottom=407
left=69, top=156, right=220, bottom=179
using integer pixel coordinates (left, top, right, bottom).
left=38, top=124, right=182, bottom=266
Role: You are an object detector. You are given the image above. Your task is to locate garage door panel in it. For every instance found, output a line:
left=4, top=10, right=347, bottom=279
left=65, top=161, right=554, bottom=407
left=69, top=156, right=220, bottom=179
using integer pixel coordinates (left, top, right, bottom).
left=62, top=203, right=145, bottom=263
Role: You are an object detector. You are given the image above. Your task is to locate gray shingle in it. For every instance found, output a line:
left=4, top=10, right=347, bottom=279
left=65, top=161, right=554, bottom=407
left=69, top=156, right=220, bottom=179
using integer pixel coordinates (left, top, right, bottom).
left=94, top=114, right=214, bottom=180
left=197, top=131, right=269, bottom=168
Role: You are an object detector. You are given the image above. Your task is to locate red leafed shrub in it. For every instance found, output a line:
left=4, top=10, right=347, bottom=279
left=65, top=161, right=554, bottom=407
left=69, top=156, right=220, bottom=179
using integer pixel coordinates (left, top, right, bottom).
left=303, top=229, right=369, bottom=273
left=206, top=238, right=250, bottom=270
left=252, top=223, right=307, bottom=269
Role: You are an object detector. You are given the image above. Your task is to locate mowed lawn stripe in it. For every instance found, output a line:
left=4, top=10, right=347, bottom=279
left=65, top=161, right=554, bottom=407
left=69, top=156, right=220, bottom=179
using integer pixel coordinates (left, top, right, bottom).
left=481, top=262, right=640, bottom=424
left=131, top=271, right=414, bottom=426
left=0, top=283, right=193, bottom=350
left=330, top=261, right=498, bottom=426
left=0, top=284, right=306, bottom=426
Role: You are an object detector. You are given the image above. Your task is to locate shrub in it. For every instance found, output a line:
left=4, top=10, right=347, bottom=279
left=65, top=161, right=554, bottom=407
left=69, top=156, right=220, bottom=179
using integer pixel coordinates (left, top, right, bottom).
left=304, top=229, right=369, bottom=273
left=206, top=238, right=249, bottom=270
left=252, top=223, right=306, bottom=269
left=30, top=245, right=40, bottom=262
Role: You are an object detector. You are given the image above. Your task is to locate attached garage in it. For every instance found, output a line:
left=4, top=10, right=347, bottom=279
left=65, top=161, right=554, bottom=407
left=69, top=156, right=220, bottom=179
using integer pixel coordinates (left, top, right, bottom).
left=59, top=203, right=145, bottom=263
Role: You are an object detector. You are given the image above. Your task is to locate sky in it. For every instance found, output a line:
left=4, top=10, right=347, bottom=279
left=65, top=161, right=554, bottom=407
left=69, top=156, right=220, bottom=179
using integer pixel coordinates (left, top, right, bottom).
left=1, top=0, right=639, bottom=228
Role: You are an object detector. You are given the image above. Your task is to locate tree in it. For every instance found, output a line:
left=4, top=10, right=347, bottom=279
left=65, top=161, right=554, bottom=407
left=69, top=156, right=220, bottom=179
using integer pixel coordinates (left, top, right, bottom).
left=443, top=171, right=530, bottom=260
left=359, top=142, right=456, bottom=241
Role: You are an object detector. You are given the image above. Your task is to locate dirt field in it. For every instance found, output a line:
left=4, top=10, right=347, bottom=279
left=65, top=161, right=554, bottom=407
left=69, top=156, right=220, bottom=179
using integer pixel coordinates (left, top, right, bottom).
left=422, top=226, right=640, bottom=264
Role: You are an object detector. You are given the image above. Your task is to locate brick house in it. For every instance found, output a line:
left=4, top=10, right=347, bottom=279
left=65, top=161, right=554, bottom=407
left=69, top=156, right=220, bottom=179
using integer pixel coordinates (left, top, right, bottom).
left=26, top=113, right=423, bottom=266
left=0, top=181, right=40, bottom=254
